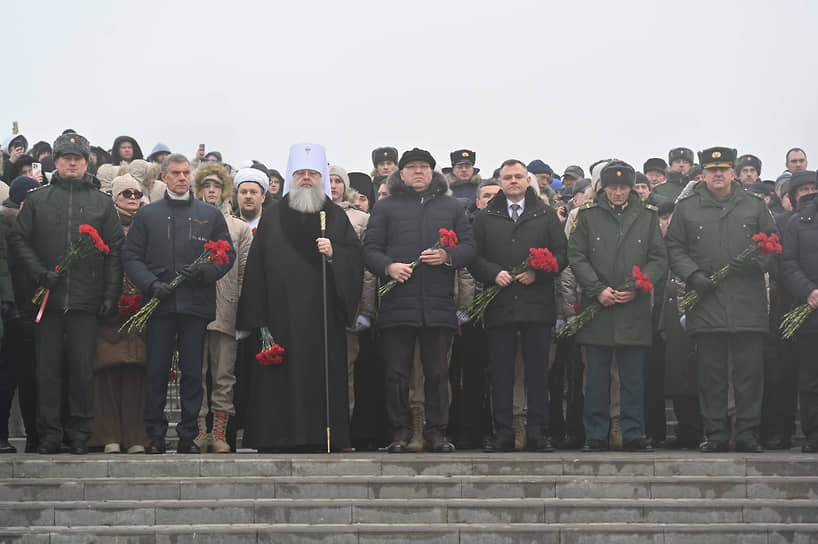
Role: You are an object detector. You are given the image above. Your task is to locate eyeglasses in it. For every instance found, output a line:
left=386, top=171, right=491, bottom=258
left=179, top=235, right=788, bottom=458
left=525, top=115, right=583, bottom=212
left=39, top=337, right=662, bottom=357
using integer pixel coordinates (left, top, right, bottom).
left=120, top=189, right=144, bottom=199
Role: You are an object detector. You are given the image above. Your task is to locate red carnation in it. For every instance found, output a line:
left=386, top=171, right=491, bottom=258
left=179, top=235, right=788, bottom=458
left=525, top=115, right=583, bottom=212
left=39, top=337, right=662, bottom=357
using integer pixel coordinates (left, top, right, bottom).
left=78, top=224, right=110, bottom=255
left=257, top=344, right=286, bottom=366
left=526, top=248, right=559, bottom=273
left=204, top=239, right=232, bottom=265
left=631, top=265, right=653, bottom=292
left=438, top=228, right=458, bottom=248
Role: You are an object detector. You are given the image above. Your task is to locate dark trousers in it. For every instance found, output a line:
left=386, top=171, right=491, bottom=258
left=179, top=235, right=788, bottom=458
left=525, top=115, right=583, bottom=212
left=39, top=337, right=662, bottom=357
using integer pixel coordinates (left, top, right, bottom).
left=670, top=395, right=702, bottom=441
left=644, top=333, right=667, bottom=442
left=382, top=326, right=453, bottom=439
left=350, top=329, right=389, bottom=450
left=797, top=333, right=818, bottom=441
left=486, top=324, right=550, bottom=442
left=34, top=310, right=97, bottom=446
left=584, top=345, right=646, bottom=443
left=145, top=314, right=207, bottom=440
left=448, top=323, right=490, bottom=447
left=761, top=335, right=798, bottom=443
left=695, top=332, right=763, bottom=442
left=0, top=318, right=37, bottom=442
left=548, top=337, right=584, bottom=444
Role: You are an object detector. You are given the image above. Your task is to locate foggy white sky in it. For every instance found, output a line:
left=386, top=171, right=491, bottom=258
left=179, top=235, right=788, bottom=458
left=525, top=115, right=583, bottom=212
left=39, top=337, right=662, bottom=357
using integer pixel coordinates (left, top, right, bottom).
left=3, top=0, right=817, bottom=179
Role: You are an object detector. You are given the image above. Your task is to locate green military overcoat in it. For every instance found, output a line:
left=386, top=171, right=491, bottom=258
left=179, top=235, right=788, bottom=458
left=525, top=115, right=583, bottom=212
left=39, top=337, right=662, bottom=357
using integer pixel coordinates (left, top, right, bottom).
left=665, top=179, right=777, bottom=334
left=568, top=191, right=668, bottom=347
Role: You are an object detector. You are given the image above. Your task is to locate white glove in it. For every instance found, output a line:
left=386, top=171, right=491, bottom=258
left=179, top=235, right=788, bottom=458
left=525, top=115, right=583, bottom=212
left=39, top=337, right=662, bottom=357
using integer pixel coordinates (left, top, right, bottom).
left=456, top=310, right=470, bottom=326
left=353, top=315, right=371, bottom=332
left=567, top=315, right=576, bottom=323
left=554, top=319, right=566, bottom=334
left=679, top=315, right=686, bottom=331
left=235, top=330, right=250, bottom=341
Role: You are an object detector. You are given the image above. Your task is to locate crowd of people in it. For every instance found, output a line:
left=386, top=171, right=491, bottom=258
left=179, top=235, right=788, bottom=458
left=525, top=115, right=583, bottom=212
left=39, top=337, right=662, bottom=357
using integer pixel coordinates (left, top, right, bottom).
left=0, top=129, right=815, bottom=456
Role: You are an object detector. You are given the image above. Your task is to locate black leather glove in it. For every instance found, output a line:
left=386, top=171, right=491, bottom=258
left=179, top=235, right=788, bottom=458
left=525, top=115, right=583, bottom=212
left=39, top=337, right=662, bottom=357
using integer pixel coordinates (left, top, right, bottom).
left=97, top=298, right=117, bottom=318
left=150, top=281, right=174, bottom=302
left=687, top=271, right=716, bottom=294
left=729, top=256, right=759, bottom=276
left=180, top=264, right=205, bottom=286
left=1, top=301, right=19, bottom=322
left=38, top=269, right=63, bottom=289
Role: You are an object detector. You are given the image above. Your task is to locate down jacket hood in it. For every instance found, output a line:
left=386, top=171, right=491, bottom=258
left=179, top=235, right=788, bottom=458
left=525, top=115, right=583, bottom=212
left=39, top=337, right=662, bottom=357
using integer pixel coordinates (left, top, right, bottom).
left=385, top=169, right=450, bottom=199
left=193, top=163, right=234, bottom=202
left=111, top=135, right=144, bottom=164
left=2, top=134, right=27, bottom=154
left=123, top=160, right=161, bottom=189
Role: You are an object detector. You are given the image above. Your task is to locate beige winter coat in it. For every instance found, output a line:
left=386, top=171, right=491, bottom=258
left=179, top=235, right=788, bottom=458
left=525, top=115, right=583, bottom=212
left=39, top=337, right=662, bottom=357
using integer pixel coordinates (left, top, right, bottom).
left=208, top=202, right=252, bottom=336
left=123, top=159, right=166, bottom=203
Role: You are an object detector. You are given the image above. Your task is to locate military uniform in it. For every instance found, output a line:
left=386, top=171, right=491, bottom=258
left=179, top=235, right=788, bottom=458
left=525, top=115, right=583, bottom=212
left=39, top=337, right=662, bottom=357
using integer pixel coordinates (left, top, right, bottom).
left=568, top=161, right=668, bottom=450
left=665, top=147, right=777, bottom=452
left=9, top=134, right=125, bottom=453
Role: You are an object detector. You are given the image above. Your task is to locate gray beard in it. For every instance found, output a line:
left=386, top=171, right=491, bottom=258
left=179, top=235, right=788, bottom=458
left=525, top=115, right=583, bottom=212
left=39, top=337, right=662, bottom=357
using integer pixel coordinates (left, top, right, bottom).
left=288, top=183, right=326, bottom=214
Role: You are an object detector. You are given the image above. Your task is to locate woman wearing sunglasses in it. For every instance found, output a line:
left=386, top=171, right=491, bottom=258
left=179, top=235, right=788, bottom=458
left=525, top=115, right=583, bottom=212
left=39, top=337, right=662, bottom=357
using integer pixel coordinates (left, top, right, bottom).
left=88, top=174, right=150, bottom=454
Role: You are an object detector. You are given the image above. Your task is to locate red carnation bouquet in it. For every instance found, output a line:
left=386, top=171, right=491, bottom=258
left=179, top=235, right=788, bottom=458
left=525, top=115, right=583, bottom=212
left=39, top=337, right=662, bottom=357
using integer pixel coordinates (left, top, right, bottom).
left=120, top=239, right=232, bottom=333
left=378, top=228, right=458, bottom=296
left=681, top=231, right=781, bottom=311
left=463, top=247, right=560, bottom=324
left=557, top=265, right=654, bottom=338
left=33, top=224, right=110, bottom=322
left=256, top=326, right=286, bottom=365
left=119, top=294, right=143, bottom=316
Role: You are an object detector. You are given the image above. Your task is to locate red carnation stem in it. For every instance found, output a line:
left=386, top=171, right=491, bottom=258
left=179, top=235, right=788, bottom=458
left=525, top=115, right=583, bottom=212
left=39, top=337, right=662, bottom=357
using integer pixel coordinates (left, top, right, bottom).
left=119, top=240, right=232, bottom=334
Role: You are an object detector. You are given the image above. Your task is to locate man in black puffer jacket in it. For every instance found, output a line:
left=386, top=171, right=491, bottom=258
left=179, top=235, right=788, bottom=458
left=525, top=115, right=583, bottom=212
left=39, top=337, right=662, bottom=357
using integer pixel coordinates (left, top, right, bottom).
left=123, top=153, right=234, bottom=454
left=781, top=184, right=818, bottom=453
left=364, top=148, right=476, bottom=453
left=469, top=159, right=567, bottom=452
left=9, top=133, right=125, bottom=455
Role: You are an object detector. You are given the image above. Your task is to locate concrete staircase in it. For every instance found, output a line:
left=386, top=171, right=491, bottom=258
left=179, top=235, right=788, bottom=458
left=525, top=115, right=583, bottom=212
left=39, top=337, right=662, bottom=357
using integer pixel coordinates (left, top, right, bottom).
left=1, top=452, right=817, bottom=543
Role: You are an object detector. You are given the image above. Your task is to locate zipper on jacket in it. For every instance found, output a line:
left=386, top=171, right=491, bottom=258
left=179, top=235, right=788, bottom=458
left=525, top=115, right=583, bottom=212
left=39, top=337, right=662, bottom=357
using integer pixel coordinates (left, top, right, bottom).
left=64, top=181, right=73, bottom=312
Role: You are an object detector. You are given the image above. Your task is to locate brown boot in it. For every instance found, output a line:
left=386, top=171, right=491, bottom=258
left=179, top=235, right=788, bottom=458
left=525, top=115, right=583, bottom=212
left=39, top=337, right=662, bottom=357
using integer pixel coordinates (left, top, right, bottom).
left=513, top=415, right=527, bottom=451
left=407, top=407, right=424, bottom=452
left=193, top=416, right=209, bottom=452
left=211, top=413, right=231, bottom=453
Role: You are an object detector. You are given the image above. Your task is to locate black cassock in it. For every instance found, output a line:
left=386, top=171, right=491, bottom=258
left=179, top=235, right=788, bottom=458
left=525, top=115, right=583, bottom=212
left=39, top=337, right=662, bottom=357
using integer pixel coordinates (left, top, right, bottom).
left=236, top=196, right=362, bottom=451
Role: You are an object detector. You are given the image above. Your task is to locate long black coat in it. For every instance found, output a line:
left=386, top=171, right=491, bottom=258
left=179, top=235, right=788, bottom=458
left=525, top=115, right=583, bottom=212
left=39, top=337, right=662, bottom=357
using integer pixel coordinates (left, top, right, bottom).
left=782, top=192, right=818, bottom=334
left=469, top=187, right=567, bottom=328
left=236, top=196, right=362, bottom=450
left=363, top=171, right=475, bottom=329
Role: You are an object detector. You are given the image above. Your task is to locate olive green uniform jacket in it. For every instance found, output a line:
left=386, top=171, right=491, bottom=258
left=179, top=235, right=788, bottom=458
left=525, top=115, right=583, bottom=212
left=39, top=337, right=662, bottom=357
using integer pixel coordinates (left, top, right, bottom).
left=568, top=191, right=668, bottom=347
left=665, top=179, right=777, bottom=334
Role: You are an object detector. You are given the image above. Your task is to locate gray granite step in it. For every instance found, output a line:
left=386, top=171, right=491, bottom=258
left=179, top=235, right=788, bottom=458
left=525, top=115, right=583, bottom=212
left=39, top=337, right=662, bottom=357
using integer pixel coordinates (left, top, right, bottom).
left=1, top=523, right=818, bottom=544
left=3, top=497, right=818, bottom=526
left=2, top=474, right=817, bottom=501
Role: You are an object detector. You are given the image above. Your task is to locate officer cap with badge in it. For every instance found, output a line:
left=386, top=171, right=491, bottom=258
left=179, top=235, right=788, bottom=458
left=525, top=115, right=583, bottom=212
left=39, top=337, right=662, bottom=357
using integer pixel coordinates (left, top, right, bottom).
left=698, top=147, right=737, bottom=169
left=668, top=147, right=695, bottom=165
left=371, top=146, right=398, bottom=168
left=736, top=154, right=762, bottom=175
left=449, top=149, right=479, bottom=175
left=599, top=160, right=636, bottom=188
left=53, top=133, right=91, bottom=160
